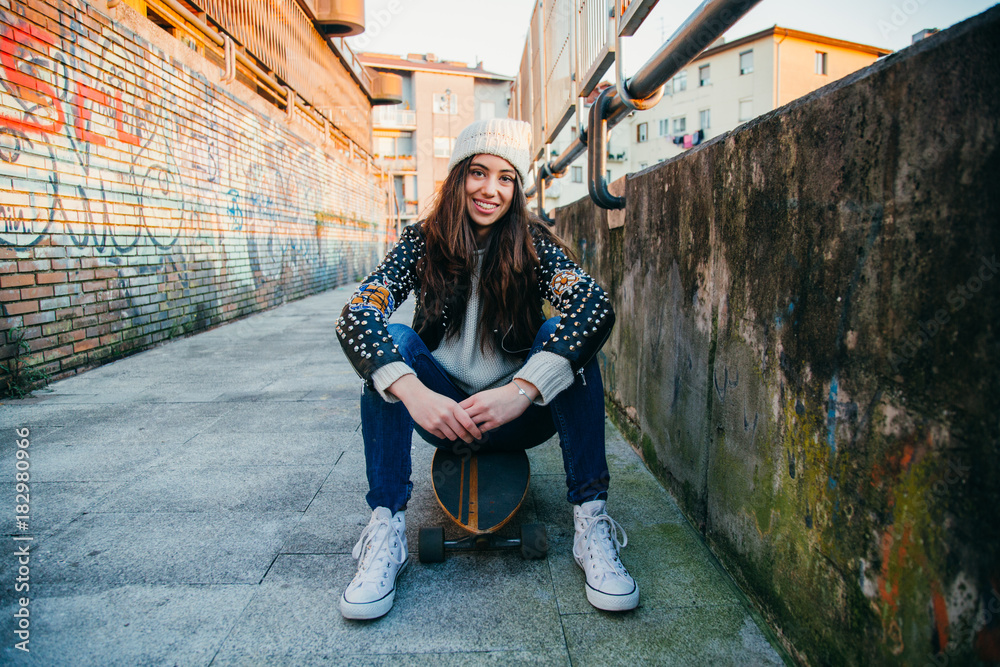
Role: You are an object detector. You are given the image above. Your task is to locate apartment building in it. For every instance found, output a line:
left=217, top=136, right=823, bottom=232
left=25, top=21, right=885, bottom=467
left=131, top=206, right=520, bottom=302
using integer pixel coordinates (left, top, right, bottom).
left=543, top=27, right=891, bottom=210
left=358, top=52, right=512, bottom=228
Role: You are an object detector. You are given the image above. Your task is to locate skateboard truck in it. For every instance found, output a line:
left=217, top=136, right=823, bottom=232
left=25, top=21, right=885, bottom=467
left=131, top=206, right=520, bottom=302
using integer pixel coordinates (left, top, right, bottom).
left=418, top=523, right=548, bottom=563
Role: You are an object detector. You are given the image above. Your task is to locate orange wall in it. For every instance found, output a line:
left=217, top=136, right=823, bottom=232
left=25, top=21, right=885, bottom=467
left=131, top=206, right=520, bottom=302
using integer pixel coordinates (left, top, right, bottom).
left=776, top=36, right=885, bottom=107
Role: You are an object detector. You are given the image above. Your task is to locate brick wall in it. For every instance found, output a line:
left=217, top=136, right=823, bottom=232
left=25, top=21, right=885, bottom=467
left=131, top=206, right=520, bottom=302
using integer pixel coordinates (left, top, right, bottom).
left=0, top=0, right=390, bottom=393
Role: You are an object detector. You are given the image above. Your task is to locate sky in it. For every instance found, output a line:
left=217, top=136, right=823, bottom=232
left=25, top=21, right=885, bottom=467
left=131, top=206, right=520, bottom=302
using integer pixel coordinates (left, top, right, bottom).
left=346, top=0, right=998, bottom=78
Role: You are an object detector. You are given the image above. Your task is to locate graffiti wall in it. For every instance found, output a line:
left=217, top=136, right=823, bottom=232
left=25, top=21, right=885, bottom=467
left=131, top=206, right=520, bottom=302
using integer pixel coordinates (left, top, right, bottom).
left=0, top=0, right=389, bottom=386
left=556, top=8, right=999, bottom=666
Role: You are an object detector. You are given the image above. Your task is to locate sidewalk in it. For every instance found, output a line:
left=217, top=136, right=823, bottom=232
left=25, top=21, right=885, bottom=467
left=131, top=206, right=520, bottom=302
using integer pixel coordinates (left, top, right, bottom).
left=1, top=285, right=785, bottom=665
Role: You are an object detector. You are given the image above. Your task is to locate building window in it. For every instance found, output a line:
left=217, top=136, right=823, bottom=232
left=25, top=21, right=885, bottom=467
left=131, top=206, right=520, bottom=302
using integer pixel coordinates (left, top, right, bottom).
left=432, top=93, right=458, bottom=114
left=658, top=119, right=669, bottom=136
left=433, top=136, right=454, bottom=157
left=672, top=116, right=686, bottom=134
left=606, top=169, right=611, bottom=183
left=375, top=136, right=395, bottom=156
left=738, top=98, right=753, bottom=122
left=637, top=122, right=648, bottom=143
left=699, top=64, right=710, bottom=86
left=672, top=70, right=687, bottom=93
left=699, top=109, right=711, bottom=130
left=397, top=133, right=414, bottom=155
left=739, top=50, right=753, bottom=75
left=815, top=51, right=828, bottom=75
left=571, top=166, right=583, bottom=182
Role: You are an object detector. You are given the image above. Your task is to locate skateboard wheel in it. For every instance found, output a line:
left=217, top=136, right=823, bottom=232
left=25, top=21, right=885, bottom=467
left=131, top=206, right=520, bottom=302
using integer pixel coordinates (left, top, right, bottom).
left=418, top=526, right=445, bottom=563
left=520, top=523, right=548, bottom=559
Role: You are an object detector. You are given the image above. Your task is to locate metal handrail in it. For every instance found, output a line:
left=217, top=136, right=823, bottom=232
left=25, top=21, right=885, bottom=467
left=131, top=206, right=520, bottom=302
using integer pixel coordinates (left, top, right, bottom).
left=587, top=87, right=625, bottom=209
left=536, top=163, right=557, bottom=224
left=614, top=0, right=663, bottom=112
left=528, top=0, right=763, bottom=202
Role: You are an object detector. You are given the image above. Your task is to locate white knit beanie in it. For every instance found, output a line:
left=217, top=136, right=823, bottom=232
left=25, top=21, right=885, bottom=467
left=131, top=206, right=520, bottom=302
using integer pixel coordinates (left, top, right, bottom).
left=447, top=118, right=533, bottom=184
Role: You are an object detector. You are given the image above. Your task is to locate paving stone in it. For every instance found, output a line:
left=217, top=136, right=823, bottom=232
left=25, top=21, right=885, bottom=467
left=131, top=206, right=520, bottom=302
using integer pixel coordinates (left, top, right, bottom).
left=31, top=511, right=301, bottom=588
left=532, top=474, right=740, bottom=615
left=202, top=400, right=356, bottom=434
left=4, top=437, right=174, bottom=483
left=212, top=553, right=567, bottom=664
left=169, top=431, right=348, bottom=468
left=561, top=603, right=785, bottom=666
left=0, top=584, right=255, bottom=666
left=0, top=481, right=117, bottom=537
left=99, top=464, right=329, bottom=513
left=0, top=288, right=784, bottom=664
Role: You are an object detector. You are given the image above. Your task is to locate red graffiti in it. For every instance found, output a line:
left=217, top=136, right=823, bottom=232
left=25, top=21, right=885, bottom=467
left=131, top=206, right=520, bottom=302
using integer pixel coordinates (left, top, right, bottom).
left=0, top=24, right=64, bottom=134
left=1, top=22, right=140, bottom=146
left=74, top=81, right=107, bottom=145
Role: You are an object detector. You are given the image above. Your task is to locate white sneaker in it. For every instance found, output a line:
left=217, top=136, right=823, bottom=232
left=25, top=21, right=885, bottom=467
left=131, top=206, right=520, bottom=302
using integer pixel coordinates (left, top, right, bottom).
left=573, top=500, right=639, bottom=611
left=340, top=507, right=408, bottom=620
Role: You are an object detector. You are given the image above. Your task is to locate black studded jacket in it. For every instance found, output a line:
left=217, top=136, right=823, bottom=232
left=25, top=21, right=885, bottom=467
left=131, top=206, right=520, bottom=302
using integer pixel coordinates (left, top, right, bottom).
left=337, top=221, right=615, bottom=388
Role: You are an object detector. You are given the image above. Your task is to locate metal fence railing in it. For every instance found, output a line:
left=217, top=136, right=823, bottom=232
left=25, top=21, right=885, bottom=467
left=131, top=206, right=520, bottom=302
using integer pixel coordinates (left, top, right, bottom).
left=372, top=107, right=417, bottom=128
left=543, top=0, right=575, bottom=152
left=576, top=0, right=615, bottom=101
left=195, top=0, right=372, bottom=149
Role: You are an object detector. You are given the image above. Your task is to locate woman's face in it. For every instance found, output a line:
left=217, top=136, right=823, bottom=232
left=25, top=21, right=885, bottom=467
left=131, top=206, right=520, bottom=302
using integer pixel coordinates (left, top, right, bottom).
left=464, top=154, right=516, bottom=244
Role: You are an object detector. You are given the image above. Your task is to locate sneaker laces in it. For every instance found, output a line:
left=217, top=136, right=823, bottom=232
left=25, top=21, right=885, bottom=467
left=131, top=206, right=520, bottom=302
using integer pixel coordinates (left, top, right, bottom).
left=351, top=513, right=405, bottom=584
left=574, top=510, right=629, bottom=577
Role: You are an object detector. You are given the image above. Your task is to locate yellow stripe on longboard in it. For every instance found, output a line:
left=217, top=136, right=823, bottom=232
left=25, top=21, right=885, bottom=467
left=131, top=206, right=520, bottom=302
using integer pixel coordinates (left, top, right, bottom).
left=458, top=457, right=466, bottom=525
left=430, top=449, right=531, bottom=536
left=469, top=455, right=478, bottom=531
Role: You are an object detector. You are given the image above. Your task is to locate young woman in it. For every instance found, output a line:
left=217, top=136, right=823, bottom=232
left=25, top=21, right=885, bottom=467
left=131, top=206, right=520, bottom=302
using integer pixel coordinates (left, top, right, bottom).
left=337, top=118, right=638, bottom=620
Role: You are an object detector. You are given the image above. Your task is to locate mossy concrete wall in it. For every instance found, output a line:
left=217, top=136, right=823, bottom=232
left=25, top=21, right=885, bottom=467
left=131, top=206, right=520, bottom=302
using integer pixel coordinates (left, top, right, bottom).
left=554, top=8, right=999, bottom=665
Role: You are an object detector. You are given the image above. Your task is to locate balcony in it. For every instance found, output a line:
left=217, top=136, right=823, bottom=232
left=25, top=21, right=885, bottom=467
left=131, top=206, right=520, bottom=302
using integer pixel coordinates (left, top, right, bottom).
left=373, top=107, right=417, bottom=129
left=400, top=200, right=419, bottom=217
left=375, top=154, right=417, bottom=172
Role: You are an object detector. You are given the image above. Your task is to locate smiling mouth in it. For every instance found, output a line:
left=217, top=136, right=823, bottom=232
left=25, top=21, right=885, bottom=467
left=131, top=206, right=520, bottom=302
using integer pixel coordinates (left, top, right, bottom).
left=474, top=199, right=499, bottom=212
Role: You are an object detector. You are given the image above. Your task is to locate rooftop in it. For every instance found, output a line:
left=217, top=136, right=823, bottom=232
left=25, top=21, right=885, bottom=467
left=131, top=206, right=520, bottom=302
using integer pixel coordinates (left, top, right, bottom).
left=696, top=25, right=893, bottom=61
left=359, top=52, right=512, bottom=81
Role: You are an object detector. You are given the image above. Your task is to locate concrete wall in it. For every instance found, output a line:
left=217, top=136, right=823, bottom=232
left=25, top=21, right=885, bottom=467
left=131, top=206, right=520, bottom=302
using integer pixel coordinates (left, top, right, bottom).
left=554, top=8, right=999, bottom=665
left=0, top=0, right=388, bottom=392
left=474, top=78, right=511, bottom=122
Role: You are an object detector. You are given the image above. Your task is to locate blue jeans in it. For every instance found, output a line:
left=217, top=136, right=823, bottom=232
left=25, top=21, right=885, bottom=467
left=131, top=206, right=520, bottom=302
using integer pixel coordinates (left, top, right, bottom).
left=361, top=317, right=610, bottom=513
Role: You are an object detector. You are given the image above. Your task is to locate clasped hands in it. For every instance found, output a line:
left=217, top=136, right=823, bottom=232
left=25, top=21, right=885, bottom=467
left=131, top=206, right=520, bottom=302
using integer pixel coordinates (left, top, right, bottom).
left=387, top=374, right=539, bottom=443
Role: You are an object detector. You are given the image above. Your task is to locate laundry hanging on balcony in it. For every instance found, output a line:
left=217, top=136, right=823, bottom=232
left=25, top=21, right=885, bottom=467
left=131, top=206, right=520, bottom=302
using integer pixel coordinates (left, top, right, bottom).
left=669, top=130, right=705, bottom=149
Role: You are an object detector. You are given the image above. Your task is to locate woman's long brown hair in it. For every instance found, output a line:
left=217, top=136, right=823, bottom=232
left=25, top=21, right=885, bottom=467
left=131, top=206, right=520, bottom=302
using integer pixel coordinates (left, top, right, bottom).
left=417, top=155, right=561, bottom=354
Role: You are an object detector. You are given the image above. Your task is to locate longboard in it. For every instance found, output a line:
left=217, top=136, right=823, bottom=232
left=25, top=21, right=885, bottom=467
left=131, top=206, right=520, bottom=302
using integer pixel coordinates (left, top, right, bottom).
left=432, top=448, right=530, bottom=535
left=418, top=448, right=547, bottom=562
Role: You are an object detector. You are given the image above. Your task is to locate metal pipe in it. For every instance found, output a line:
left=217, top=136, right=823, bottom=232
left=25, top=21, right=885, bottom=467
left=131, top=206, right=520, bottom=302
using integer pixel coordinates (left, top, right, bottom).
left=158, top=0, right=224, bottom=45
left=587, top=88, right=625, bottom=209
left=527, top=0, right=762, bottom=198
left=615, top=0, right=664, bottom=112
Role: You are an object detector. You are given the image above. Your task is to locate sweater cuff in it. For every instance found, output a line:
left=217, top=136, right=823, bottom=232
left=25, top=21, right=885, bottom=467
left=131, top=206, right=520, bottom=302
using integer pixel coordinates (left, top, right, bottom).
left=515, top=352, right=574, bottom=406
left=371, top=362, right=416, bottom=403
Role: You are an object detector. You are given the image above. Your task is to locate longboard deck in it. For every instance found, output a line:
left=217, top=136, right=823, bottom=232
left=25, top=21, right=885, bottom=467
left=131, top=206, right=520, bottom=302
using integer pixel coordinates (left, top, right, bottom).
left=431, top=449, right=530, bottom=535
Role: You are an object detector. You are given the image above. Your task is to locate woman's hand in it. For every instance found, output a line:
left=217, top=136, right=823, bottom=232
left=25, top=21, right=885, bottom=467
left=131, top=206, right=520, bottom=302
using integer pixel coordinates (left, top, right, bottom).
left=460, top=380, right=538, bottom=432
left=388, top=374, right=483, bottom=443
